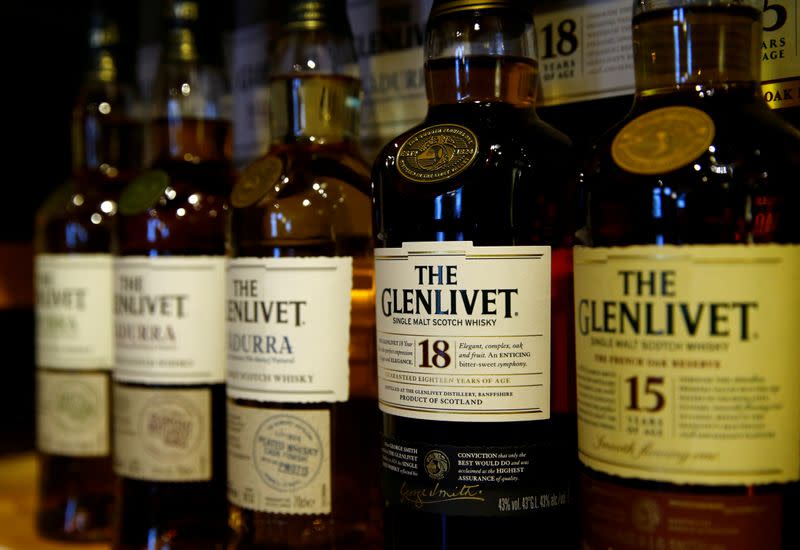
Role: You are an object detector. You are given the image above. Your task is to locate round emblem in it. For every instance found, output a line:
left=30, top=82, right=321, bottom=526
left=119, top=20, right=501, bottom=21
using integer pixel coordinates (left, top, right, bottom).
left=119, top=170, right=170, bottom=215
left=139, top=396, right=203, bottom=459
left=611, top=106, right=715, bottom=175
left=252, top=414, right=324, bottom=492
left=231, top=156, right=284, bottom=208
left=397, top=124, right=479, bottom=183
left=424, top=449, right=450, bottom=480
left=54, top=381, right=98, bottom=432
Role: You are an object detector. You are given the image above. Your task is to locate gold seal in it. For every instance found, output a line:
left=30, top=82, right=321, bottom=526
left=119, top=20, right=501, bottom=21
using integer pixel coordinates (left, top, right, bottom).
left=612, top=106, right=715, bottom=176
left=231, top=156, right=284, bottom=208
left=397, top=124, right=479, bottom=183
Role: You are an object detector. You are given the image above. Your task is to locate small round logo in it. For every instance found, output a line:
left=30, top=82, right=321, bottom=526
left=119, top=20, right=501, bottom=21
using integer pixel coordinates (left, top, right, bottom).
left=631, top=497, right=662, bottom=533
left=139, top=396, right=203, bottom=459
left=231, top=156, right=284, bottom=208
left=54, top=381, right=98, bottom=432
left=612, top=106, right=715, bottom=175
left=397, top=124, right=479, bottom=183
left=252, top=414, right=324, bottom=492
left=424, top=450, right=450, bottom=480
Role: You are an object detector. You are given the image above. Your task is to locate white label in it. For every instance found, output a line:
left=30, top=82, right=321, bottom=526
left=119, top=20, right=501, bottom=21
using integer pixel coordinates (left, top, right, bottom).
left=348, top=0, right=432, bottom=148
left=113, top=384, right=212, bottom=482
left=114, top=256, right=226, bottom=384
left=36, top=370, right=109, bottom=456
left=226, top=257, right=353, bottom=402
left=534, top=0, right=635, bottom=106
left=35, top=254, right=114, bottom=370
left=375, top=242, right=551, bottom=422
left=761, top=0, right=799, bottom=82
left=232, top=23, right=272, bottom=167
left=228, top=404, right=332, bottom=515
left=574, top=245, right=800, bottom=485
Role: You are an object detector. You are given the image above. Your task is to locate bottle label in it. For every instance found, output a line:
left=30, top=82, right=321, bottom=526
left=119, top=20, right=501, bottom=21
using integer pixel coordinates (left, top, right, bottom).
left=574, top=244, right=800, bottom=485
left=35, top=254, right=114, bottom=370
left=761, top=0, right=800, bottom=110
left=36, top=370, right=109, bottom=456
left=226, top=257, right=353, bottom=403
left=580, top=472, right=783, bottom=550
left=113, top=384, right=212, bottom=481
left=227, top=403, right=332, bottom=515
left=375, top=242, right=551, bottom=422
left=347, top=0, right=432, bottom=153
left=533, top=0, right=635, bottom=106
left=382, top=436, right=571, bottom=516
left=114, top=256, right=226, bottom=384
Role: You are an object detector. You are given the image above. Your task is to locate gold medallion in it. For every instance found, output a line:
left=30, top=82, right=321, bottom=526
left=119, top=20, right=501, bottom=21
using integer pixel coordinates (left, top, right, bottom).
left=612, top=106, right=715, bottom=175
left=231, top=156, right=284, bottom=208
left=396, top=124, right=479, bottom=183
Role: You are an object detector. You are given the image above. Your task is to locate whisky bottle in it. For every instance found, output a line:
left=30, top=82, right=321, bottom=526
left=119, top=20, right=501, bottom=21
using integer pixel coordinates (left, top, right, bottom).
left=575, top=1, right=800, bottom=548
left=348, top=0, right=433, bottom=162
left=760, top=0, right=799, bottom=127
left=226, top=2, right=382, bottom=548
left=112, top=2, right=231, bottom=548
left=534, top=0, right=636, bottom=151
left=34, top=9, right=142, bottom=541
left=371, top=1, right=577, bottom=547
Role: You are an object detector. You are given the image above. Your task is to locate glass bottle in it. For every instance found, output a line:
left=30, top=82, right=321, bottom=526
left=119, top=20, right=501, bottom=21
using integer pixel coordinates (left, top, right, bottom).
left=225, top=1, right=381, bottom=548
left=34, top=8, right=141, bottom=541
left=575, top=1, right=800, bottom=548
left=112, top=1, right=232, bottom=548
left=371, top=0, right=578, bottom=547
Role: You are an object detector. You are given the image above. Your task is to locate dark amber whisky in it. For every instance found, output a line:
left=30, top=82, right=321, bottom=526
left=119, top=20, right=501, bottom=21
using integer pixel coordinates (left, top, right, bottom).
left=371, top=1, right=577, bottom=548
left=575, top=2, right=800, bottom=549
left=34, top=10, right=141, bottom=541
left=112, top=3, right=231, bottom=549
left=225, top=3, right=382, bottom=549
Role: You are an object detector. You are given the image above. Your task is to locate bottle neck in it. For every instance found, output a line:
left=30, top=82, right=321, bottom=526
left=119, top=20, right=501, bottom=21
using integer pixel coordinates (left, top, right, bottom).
left=424, top=10, right=539, bottom=108
left=633, top=5, right=762, bottom=97
left=150, top=8, right=229, bottom=162
left=269, top=3, right=361, bottom=144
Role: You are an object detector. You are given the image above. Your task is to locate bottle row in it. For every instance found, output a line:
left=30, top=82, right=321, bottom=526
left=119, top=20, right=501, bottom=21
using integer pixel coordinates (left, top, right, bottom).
left=33, top=0, right=798, bottom=549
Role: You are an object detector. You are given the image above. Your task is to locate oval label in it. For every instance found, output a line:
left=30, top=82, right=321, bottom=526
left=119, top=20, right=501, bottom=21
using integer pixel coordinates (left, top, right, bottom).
left=119, top=170, right=170, bottom=215
left=612, top=106, right=715, bottom=175
left=231, top=156, right=284, bottom=208
left=397, top=124, right=479, bottom=183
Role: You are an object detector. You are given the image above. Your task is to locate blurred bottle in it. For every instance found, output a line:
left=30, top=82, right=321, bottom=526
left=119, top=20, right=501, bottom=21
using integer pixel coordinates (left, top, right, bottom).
left=112, top=1, right=232, bottom=548
left=34, top=6, right=143, bottom=541
left=347, top=0, right=433, bottom=162
left=225, top=1, right=382, bottom=548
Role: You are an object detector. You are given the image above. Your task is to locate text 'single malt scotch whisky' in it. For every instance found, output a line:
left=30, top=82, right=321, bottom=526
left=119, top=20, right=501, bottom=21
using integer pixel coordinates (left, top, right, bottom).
left=534, top=0, right=636, bottom=151
left=760, top=0, right=799, bottom=126
left=371, top=0, right=578, bottom=547
left=575, top=1, right=800, bottom=548
left=112, top=2, right=231, bottom=548
left=226, top=1, right=382, bottom=548
left=34, top=10, right=142, bottom=541
left=347, top=0, right=434, bottom=162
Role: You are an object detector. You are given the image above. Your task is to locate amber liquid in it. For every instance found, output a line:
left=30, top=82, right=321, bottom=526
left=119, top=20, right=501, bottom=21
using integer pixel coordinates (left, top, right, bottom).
left=35, top=116, right=142, bottom=542
left=579, top=7, right=800, bottom=550
left=114, top=118, right=232, bottom=550
left=372, top=55, right=578, bottom=549
left=227, top=75, right=382, bottom=550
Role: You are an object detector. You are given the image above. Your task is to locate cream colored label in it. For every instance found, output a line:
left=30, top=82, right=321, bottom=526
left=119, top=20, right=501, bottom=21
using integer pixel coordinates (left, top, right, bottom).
left=375, top=242, right=551, bottom=422
left=113, top=385, right=212, bottom=481
left=226, top=257, right=352, bottom=403
left=114, top=256, right=226, bottom=384
left=35, top=254, right=114, bottom=370
left=227, top=403, right=331, bottom=515
left=36, top=370, right=109, bottom=456
left=534, top=0, right=635, bottom=106
left=761, top=0, right=800, bottom=110
left=574, top=245, right=800, bottom=485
